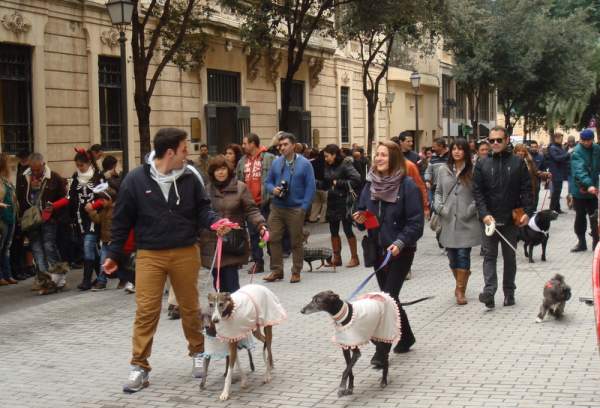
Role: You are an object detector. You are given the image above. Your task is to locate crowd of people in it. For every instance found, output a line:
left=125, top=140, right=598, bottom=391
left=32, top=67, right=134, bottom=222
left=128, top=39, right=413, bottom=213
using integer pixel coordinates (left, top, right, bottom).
left=1, top=125, right=598, bottom=394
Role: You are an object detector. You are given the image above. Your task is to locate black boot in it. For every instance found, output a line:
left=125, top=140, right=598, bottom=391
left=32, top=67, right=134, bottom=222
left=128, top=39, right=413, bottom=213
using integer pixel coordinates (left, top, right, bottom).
left=393, top=304, right=416, bottom=353
left=571, top=236, right=587, bottom=252
left=77, top=260, right=94, bottom=291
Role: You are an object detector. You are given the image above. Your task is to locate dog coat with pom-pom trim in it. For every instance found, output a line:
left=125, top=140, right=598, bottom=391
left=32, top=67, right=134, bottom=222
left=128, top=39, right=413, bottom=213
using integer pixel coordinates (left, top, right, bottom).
left=197, top=331, right=255, bottom=361
left=333, top=292, right=401, bottom=349
left=215, top=284, right=287, bottom=342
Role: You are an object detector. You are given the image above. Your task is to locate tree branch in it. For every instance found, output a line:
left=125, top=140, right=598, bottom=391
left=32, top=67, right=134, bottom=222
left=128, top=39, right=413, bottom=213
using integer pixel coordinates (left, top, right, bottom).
left=148, top=0, right=196, bottom=99
left=145, top=0, right=173, bottom=66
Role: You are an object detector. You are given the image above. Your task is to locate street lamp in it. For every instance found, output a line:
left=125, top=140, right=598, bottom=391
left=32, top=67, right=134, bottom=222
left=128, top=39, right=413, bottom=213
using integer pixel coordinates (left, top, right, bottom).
left=106, top=0, right=134, bottom=174
left=410, top=71, right=421, bottom=151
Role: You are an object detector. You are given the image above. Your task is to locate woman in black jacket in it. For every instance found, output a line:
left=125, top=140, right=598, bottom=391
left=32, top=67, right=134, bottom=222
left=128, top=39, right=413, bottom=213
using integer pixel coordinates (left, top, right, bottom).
left=354, top=141, right=424, bottom=362
left=322, top=144, right=361, bottom=267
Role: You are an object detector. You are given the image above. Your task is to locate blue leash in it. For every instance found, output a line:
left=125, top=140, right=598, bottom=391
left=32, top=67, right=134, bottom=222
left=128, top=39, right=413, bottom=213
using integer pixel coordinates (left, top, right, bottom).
left=347, top=250, right=393, bottom=301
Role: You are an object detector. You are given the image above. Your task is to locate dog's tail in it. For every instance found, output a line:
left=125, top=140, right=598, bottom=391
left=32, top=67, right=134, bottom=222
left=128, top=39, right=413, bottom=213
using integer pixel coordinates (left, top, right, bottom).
left=400, top=296, right=434, bottom=306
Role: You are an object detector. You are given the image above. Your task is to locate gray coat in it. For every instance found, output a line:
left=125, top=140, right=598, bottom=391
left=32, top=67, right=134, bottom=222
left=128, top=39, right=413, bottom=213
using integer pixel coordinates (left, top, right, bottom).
left=434, top=165, right=481, bottom=249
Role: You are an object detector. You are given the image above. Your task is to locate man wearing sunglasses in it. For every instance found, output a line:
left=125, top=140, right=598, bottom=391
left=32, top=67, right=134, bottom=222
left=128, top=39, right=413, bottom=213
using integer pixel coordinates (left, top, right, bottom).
left=472, top=126, right=534, bottom=309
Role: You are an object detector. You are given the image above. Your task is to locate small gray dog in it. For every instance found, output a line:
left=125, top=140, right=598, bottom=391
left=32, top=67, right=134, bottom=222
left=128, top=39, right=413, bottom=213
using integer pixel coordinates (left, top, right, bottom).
left=536, top=274, right=572, bottom=323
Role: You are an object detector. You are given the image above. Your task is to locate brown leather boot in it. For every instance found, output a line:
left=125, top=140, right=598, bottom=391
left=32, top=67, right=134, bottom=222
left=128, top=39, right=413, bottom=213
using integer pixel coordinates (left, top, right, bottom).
left=263, top=271, right=284, bottom=282
left=325, top=236, right=342, bottom=267
left=455, top=268, right=469, bottom=305
left=289, top=272, right=301, bottom=283
left=346, top=236, right=360, bottom=267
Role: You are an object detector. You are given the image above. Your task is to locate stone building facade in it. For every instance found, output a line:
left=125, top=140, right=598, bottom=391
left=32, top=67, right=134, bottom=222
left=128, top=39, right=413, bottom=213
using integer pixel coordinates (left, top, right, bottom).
left=0, top=0, right=495, bottom=175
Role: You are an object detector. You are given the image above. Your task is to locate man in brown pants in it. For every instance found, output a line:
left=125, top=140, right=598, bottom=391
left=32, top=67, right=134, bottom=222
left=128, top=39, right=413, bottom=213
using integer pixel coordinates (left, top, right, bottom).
left=104, top=128, right=230, bottom=393
left=263, top=132, right=316, bottom=283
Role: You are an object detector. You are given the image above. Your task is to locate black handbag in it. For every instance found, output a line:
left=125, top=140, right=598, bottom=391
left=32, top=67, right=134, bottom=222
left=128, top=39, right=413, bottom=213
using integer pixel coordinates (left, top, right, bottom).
left=222, top=229, right=246, bottom=256
left=361, top=235, right=377, bottom=267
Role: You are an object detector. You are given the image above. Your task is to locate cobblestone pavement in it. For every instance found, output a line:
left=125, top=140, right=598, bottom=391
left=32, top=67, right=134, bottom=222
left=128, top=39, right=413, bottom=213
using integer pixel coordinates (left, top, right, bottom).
left=2, top=200, right=600, bottom=408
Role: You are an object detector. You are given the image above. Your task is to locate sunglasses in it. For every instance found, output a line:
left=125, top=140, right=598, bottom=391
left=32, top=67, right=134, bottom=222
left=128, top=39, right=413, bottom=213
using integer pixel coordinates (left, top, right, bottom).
left=488, top=138, right=504, bottom=144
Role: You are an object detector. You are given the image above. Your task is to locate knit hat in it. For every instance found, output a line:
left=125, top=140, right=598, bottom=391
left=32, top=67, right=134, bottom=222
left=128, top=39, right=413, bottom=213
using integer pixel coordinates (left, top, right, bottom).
left=580, top=129, right=595, bottom=140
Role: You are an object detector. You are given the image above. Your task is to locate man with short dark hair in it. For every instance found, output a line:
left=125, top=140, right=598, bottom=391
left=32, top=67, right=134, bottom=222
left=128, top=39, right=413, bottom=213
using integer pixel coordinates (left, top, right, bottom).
left=473, top=126, right=533, bottom=309
left=90, top=144, right=104, bottom=161
left=236, top=133, right=275, bottom=273
left=398, top=133, right=420, bottom=164
left=196, top=143, right=210, bottom=181
left=263, top=132, right=316, bottom=283
left=104, top=128, right=231, bottom=393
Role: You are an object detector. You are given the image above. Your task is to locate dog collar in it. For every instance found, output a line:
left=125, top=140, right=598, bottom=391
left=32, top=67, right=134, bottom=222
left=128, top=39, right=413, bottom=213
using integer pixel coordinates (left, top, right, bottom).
left=332, top=302, right=350, bottom=325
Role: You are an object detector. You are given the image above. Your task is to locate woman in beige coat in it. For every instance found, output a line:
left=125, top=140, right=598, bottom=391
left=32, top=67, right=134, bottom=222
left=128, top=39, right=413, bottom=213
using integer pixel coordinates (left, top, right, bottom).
left=434, top=138, right=481, bottom=305
left=199, top=155, right=266, bottom=293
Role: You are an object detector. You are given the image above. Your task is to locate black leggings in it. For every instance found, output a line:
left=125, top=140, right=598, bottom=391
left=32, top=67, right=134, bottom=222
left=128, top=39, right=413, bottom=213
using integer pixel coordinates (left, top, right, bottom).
left=329, top=218, right=355, bottom=238
left=375, top=249, right=416, bottom=348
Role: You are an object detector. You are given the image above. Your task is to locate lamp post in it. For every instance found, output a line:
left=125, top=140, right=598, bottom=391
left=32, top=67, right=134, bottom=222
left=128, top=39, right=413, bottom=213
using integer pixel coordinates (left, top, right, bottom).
left=410, top=71, right=421, bottom=151
left=106, top=0, right=134, bottom=174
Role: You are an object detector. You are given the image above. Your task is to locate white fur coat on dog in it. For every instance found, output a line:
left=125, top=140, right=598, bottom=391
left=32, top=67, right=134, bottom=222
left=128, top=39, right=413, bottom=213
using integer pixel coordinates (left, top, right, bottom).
left=216, top=284, right=287, bottom=342
left=333, top=292, right=401, bottom=349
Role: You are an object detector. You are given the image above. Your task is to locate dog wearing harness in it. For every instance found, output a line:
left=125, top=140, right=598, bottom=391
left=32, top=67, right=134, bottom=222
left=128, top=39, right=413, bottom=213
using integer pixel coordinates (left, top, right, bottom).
left=517, top=209, right=558, bottom=263
left=208, top=284, right=287, bottom=401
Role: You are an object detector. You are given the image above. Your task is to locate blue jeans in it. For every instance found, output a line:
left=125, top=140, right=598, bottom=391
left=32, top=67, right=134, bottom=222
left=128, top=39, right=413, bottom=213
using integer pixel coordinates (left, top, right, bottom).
left=98, top=243, right=122, bottom=284
left=0, top=222, right=15, bottom=280
left=30, top=223, right=61, bottom=273
left=83, top=233, right=98, bottom=262
left=446, top=248, right=471, bottom=270
left=211, top=265, right=240, bottom=293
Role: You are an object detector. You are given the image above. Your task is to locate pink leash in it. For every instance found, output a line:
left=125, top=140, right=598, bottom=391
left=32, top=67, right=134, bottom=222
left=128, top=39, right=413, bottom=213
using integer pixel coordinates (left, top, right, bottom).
left=210, top=219, right=240, bottom=292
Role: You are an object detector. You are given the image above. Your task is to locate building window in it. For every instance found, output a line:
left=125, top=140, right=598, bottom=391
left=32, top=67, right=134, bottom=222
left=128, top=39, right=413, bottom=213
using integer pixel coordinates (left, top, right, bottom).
left=479, top=88, right=490, bottom=122
left=281, top=79, right=305, bottom=109
left=99, top=56, right=122, bottom=150
left=456, top=84, right=466, bottom=120
left=208, top=69, right=240, bottom=104
left=0, top=44, right=33, bottom=154
left=340, top=86, right=349, bottom=144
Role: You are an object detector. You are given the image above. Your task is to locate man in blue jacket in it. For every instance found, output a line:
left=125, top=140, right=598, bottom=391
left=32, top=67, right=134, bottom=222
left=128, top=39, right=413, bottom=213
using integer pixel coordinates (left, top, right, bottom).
left=103, top=128, right=231, bottom=392
left=569, top=129, right=600, bottom=252
left=263, top=132, right=316, bottom=283
left=546, top=132, right=570, bottom=213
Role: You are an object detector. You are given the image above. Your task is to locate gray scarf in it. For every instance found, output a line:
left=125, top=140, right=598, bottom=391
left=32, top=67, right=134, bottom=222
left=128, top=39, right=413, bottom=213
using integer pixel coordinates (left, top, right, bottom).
left=369, top=169, right=404, bottom=203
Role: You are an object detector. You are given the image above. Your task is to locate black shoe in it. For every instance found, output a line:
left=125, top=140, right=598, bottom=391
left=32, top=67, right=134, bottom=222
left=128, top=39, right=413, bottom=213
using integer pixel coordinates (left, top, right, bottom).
left=393, top=337, right=415, bottom=354
left=13, top=272, right=28, bottom=281
left=479, top=292, right=495, bottom=309
left=571, top=242, right=587, bottom=252
left=77, top=282, right=92, bottom=291
left=91, top=281, right=107, bottom=291
left=503, top=294, right=515, bottom=306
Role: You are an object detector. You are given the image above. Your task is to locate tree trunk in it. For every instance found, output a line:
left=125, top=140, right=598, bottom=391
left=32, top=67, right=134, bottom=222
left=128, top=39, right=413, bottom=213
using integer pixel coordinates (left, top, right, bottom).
left=280, top=75, right=293, bottom=132
left=367, top=98, right=377, bottom=159
left=504, top=111, right=513, bottom=136
left=134, top=82, right=152, bottom=160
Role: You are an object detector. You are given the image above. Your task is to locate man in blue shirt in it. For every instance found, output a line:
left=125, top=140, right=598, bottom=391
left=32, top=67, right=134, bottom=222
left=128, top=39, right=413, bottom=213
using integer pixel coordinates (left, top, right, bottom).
left=263, top=132, right=316, bottom=283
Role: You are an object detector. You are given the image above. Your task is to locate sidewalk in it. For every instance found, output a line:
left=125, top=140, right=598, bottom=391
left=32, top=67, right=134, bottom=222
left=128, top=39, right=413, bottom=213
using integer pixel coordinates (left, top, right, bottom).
left=0, top=210, right=599, bottom=407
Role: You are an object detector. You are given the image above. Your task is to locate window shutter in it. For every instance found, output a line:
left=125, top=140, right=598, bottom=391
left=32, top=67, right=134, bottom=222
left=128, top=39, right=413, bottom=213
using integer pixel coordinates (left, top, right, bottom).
left=205, top=104, right=218, bottom=154
left=300, top=110, right=311, bottom=144
left=236, top=106, right=251, bottom=143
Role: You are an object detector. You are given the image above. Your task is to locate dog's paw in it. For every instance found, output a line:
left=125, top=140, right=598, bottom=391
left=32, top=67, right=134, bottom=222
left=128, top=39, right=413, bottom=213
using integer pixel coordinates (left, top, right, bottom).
left=219, top=392, right=230, bottom=401
left=337, top=388, right=353, bottom=397
left=535, top=317, right=543, bottom=323
left=380, top=379, right=388, bottom=388
left=240, top=378, right=248, bottom=389
left=263, top=374, right=272, bottom=384
left=541, top=257, right=546, bottom=262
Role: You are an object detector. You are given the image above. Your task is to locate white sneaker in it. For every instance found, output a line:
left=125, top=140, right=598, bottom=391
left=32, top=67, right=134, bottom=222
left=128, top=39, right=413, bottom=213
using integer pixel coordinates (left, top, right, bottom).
left=124, top=282, right=135, bottom=293
left=192, top=353, right=204, bottom=378
left=123, top=365, right=149, bottom=393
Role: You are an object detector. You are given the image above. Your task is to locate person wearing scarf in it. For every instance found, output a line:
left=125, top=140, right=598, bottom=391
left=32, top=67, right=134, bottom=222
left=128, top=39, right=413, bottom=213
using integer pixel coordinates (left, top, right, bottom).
left=199, top=155, right=266, bottom=293
left=354, top=141, right=424, bottom=365
left=50, top=148, right=104, bottom=291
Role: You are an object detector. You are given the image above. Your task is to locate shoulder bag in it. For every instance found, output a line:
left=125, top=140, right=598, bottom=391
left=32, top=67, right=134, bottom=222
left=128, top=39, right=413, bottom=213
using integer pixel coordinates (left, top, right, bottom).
left=22, top=180, right=47, bottom=233
left=429, top=177, right=458, bottom=233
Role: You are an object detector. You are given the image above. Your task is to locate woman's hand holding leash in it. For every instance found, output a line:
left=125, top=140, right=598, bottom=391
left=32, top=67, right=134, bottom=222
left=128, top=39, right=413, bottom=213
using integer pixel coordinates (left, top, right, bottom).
left=103, top=258, right=117, bottom=275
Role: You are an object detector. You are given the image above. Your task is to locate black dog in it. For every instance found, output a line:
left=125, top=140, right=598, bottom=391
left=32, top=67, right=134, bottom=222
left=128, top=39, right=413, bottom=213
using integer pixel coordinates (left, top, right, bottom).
left=536, top=274, right=571, bottom=322
left=517, top=209, right=558, bottom=263
left=301, top=291, right=431, bottom=397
